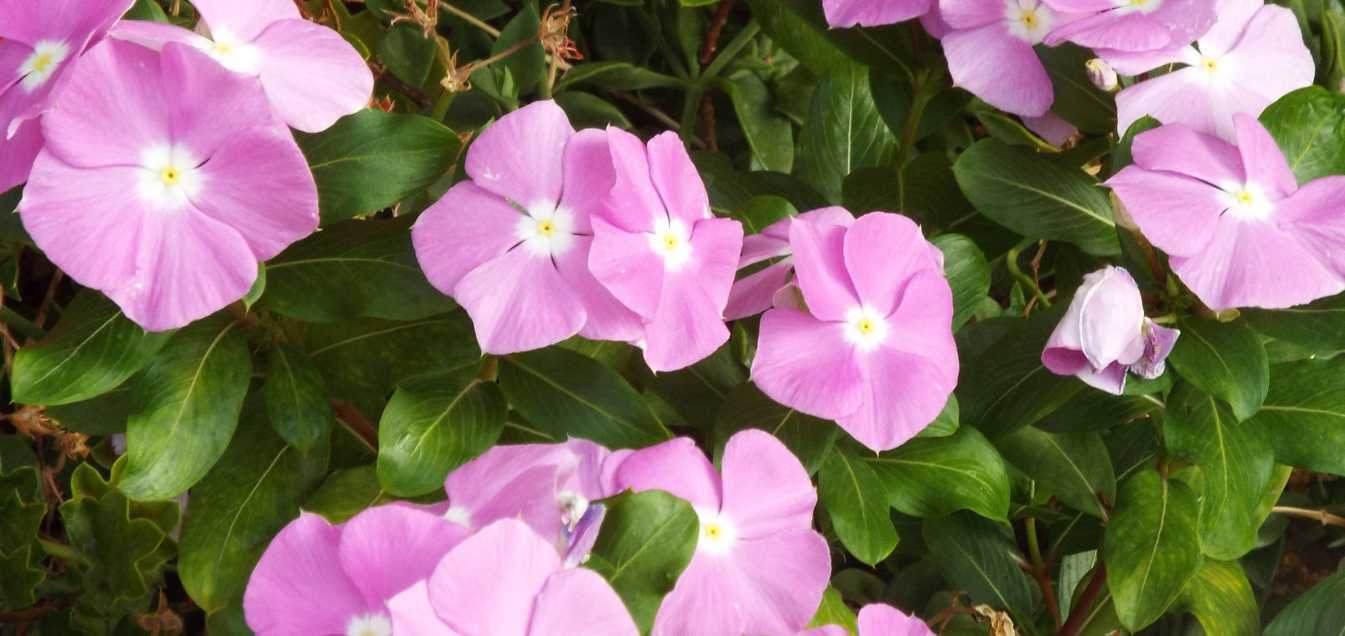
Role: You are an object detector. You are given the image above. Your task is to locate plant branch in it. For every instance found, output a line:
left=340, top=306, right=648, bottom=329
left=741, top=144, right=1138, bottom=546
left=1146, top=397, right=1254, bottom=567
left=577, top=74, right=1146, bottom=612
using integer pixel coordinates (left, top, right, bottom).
left=1057, top=563, right=1106, bottom=636
left=438, top=0, right=501, bottom=38
left=1025, top=518, right=1062, bottom=629
left=1273, top=506, right=1345, bottom=528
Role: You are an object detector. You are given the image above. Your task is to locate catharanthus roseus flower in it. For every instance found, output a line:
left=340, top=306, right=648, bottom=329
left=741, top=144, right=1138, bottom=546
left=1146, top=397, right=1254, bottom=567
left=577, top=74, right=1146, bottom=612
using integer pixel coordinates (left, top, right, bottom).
left=804, top=603, right=936, bottom=635
left=387, top=519, right=639, bottom=636
left=1041, top=266, right=1179, bottom=394
left=589, top=129, right=745, bottom=372
left=19, top=40, right=318, bottom=331
left=725, top=207, right=855, bottom=321
left=244, top=505, right=468, bottom=636
left=413, top=101, right=641, bottom=354
left=1110, top=0, right=1312, bottom=139
left=612, top=430, right=830, bottom=635
left=751, top=211, right=958, bottom=452
left=0, top=0, right=132, bottom=192
left=1023, top=112, right=1080, bottom=147
left=1108, top=116, right=1345, bottom=310
left=111, top=0, right=372, bottom=132
left=824, top=0, right=932, bottom=27
left=1043, top=0, right=1214, bottom=53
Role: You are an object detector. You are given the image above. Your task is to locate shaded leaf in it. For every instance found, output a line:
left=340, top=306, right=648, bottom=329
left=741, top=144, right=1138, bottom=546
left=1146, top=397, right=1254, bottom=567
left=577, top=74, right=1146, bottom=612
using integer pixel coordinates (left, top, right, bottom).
left=1179, top=560, right=1259, bottom=636
left=377, top=370, right=505, bottom=497
left=820, top=446, right=898, bottom=565
left=865, top=427, right=1010, bottom=520
left=923, top=512, right=1038, bottom=623
left=263, top=342, right=334, bottom=454
left=1103, top=469, right=1202, bottom=631
left=997, top=426, right=1114, bottom=519
left=1167, top=318, right=1268, bottom=421
left=796, top=62, right=897, bottom=202
left=589, top=490, right=699, bottom=633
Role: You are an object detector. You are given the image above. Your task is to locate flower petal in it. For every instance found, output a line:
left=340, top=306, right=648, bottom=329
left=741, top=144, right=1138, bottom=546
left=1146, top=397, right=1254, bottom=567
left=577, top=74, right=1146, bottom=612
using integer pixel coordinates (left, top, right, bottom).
left=844, top=212, right=941, bottom=316
left=1231, top=113, right=1297, bottom=200
left=943, top=25, right=1052, bottom=117
left=1115, top=67, right=1219, bottom=137
left=413, top=182, right=525, bottom=295
left=339, top=505, right=469, bottom=607
left=613, top=437, right=722, bottom=511
left=444, top=443, right=579, bottom=540
left=588, top=217, right=665, bottom=318
left=388, top=581, right=459, bottom=636
left=1106, top=166, right=1226, bottom=257
left=559, top=128, right=616, bottom=233
left=788, top=212, right=860, bottom=322
left=602, top=126, right=665, bottom=233
left=725, top=261, right=793, bottom=321
left=1129, top=122, right=1243, bottom=185
left=858, top=604, right=936, bottom=636
left=243, top=513, right=371, bottom=635
left=454, top=246, right=587, bottom=354
left=643, top=273, right=730, bottom=372
left=0, top=117, right=41, bottom=193
left=428, top=519, right=561, bottom=636
left=466, top=100, right=572, bottom=209
left=554, top=236, right=645, bottom=343
left=1273, top=176, right=1345, bottom=277
left=1172, top=217, right=1344, bottom=310
left=720, top=430, right=818, bottom=538
left=825, top=0, right=933, bottom=27
left=751, top=307, right=865, bottom=420
left=161, top=42, right=278, bottom=162
left=647, top=131, right=712, bottom=226
left=528, top=568, right=639, bottom=636
left=732, top=530, right=832, bottom=634
left=192, top=0, right=300, bottom=42
left=252, top=19, right=375, bottom=133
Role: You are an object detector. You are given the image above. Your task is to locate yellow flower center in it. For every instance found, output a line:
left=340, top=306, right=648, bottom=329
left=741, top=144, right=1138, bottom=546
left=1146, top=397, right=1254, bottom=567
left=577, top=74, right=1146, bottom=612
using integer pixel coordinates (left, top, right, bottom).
left=1202, top=57, right=1219, bottom=73
left=29, top=53, right=54, bottom=74
left=160, top=167, right=181, bottom=186
left=1234, top=189, right=1253, bottom=205
left=213, top=40, right=235, bottom=56
left=704, top=522, right=723, bottom=540
left=537, top=219, right=556, bottom=236
left=855, top=317, right=877, bottom=335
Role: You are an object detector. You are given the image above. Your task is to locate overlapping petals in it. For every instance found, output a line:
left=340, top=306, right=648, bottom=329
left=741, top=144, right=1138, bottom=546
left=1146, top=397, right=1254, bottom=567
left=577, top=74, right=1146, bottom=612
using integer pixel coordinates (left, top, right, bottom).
left=1043, top=0, right=1215, bottom=53
left=824, top=0, right=933, bottom=27
left=725, top=207, right=855, bottom=320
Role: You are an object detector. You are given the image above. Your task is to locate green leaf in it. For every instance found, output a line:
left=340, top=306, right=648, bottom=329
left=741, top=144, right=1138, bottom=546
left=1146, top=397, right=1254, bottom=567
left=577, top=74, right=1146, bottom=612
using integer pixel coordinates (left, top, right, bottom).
left=125, top=0, right=168, bottom=21
left=377, top=371, right=505, bottom=497
left=262, top=216, right=457, bottom=322
left=953, top=138, right=1119, bottom=256
left=499, top=348, right=670, bottom=448
left=1103, top=469, right=1202, bottom=631
left=11, top=291, right=171, bottom=406
left=996, top=426, right=1114, bottom=519
left=1248, top=356, right=1345, bottom=475
left=1163, top=383, right=1273, bottom=560
left=923, top=512, right=1038, bottom=622
left=178, top=404, right=329, bottom=613
left=0, top=490, right=44, bottom=547
left=819, top=446, right=898, bottom=565
left=1167, top=318, right=1268, bottom=420
left=649, top=345, right=745, bottom=429
left=0, top=545, right=44, bottom=611
left=263, top=343, right=334, bottom=455
left=796, top=62, right=897, bottom=203
left=1265, top=567, right=1345, bottom=635
left=932, top=234, right=991, bottom=329
left=59, top=488, right=168, bottom=608
left=1179, top=560, right=1259, bottom=636
left=740, top=0, right=854, bottom=77
left=714, top=383, right=839, bottom=475
left=808, top=587, right=859, bottom=631
left=864, top=427, right=1010, bottom=520
left=554, top=61, right=683, bottom=92
left=118, top=317, right=251, bottom=500
left=378, top=23, right=436, bottom=86
left=1038, top=44, right=1117, bottom=134
left=1110, top=116, right=1161, bottom=175
left=957, top=312, right=1084, bottom=438
left=304, top=465, right=388, bottom=524
left=1259, top=86, right=1345, bottom=183
left=296, top=109, right=462, bottom=224
left=722, top=71, right=795, bottom=173
left=589, top=490, right=699, bottom=633
left=1244, top=291, right=1345, bottom=352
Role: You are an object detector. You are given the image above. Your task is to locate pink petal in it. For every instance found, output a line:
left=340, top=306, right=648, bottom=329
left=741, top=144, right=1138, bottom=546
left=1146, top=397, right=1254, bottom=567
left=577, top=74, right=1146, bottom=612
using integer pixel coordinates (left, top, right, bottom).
left=1231, top=113, right=1297, bottom=200
left=1077, top=267, right=1146, bottom=368
left=388, top=581, right=460, bottom=636
left=161, top=42, right=278, bottom=162
left=1130, top=123, right=1244, bottom=186
left=858, top=604, right=935, bottom=636
left=528, top=568, right=639, bottom=636
left=559, top=128, right=616, bottom=233
left=413, top=182, right=525, bottom=295
left=1172, top=217, right=1344, bottom=310
left=725, top=261, right=794, bottom=321
left=1075, top=361, right=1131, bottom=394
left=720, top=430, right=818, bottom=538
left=338, top=505, right=469, bottom=607
left=613, top=437, right=722, bottom=511
left=564, top=438, right=618, bottom=499
left=1116, top=67, right=1219, bottom=136
left=690, top=217, right=745, bottom=312
left=253, top=19, right=375, bottom=133
left=751, top=308, right=865, bottom=420
left=801, top=627, right=850, bottom=636
left=1097, top=44, right=1195, bottom=76
left=467, top=100, right=573, bottom=209
left=841, top=347, right=956, bottom=451
left=108, top=20, right=202, bottom=51
left=554, top=236, right=645, bottom=343
left=428, top=519, right=562, bottom=636
left=1219, top=6, right=1314, bottom=107
left=1041, top=0, right=1119, bottom=13
left=943, top=25, right=1052, bottom=117
left=243, top=513, right=371, bottom=635
left=788, top=212, right=859, bottom=322
left=453, top=245, right=587, bottom=354
left=1194, top=0, right=1261, bottom=58
left=938, top=0, right=1006, bottom=30
left=602, top=127, right=665, bottom=233
left=0, top=0, right=131, bottom=44
left=651, top=554, right=751, bottom=636
left=731, top=530, right=832, bottom=634
left=1022, top=112, right=1078, bottom=147
left=192, top=0, right=300, bottom=42
left=1106, top=167, right=1227, bottom=258
left=444, top=444, right=579, bottom=541
left=647, top=131, right=712, bottom=226
left=739, top=227, right=792, bottom=269
left=1273, top=176, right=1345, bottom=277
left=0, top=117, right=41, bottom=193
left=824, top=0, right=933, bottom=27
left=844, top=213, right=940, bottom=316
left=588, top=217, right=665, bottom=318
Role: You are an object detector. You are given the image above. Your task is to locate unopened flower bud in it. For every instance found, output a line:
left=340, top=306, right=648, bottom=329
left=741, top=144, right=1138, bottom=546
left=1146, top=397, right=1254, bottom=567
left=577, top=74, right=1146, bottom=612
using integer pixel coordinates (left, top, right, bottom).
left=1086, top=58, right=1119, bottom=92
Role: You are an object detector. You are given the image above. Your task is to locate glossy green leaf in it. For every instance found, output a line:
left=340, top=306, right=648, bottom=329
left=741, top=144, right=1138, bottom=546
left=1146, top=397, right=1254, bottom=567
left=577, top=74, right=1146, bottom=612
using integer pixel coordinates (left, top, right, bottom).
left=807, top=587, right=859, bottom=631
left=1244, top=291, right=1345, bottom=352
left=796, top=62, right=897, bottom=202
left=923, top=512, right=1038, bottom=622
left=820, top=446, right=898, bottom=565
left=59, top=486, right=169, bottom=608
left=996, top=426, right=1114, bottom=519
left=1249, top=356, right=1345, bottom=475
left=1103, top=469, right=1202, bottom=631
left=714, top=383, right=839, bottom=475
left=1265, top=567, right=1345, bottom=635
left=589, top=490, right=699, bottom=633
left=1167, top=318, right=1268, bottom=420
left=1260, top=86, right=1345, bottom=182
left=1179, top=560, right=1259, bottom=636
left=957, top=311, right=1083, bottom=438
left=722, top=71, right=795, bottom=172
left=864, top=427, right=1010, bottom=520
left=554, top=61, right=683, bottom=92
left=304, top=465, right=387, bottom=524
left=377, top=371, right=505, bottom=497
left=932, top=234, right=991, bottom=330
left=263, top=343, right=334, bottom=455
left=1038, top=44, right=1117, bottom=134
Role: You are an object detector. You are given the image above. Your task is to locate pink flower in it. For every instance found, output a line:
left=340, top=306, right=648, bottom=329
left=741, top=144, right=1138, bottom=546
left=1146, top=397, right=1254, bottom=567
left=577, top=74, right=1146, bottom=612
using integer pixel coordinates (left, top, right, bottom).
left=111, top=0, right=372, bottom=132
left=387, top=519, right=639, bottom=636
left=244, top=505, right=468, bottom=636
left=751, top=211, right=958, bottom=452
left=19, top=40, right=318, bottom=331
left=1023, top=112, right=1080, bottom=147
left=589, top=129, right=745, bottom=372
left=612, top=430, right=831, bottom=635
left=1041, top=266, right=1179, bottom=394
left=725, top=207, right=855, bottom=321
left=804, top=603, right=936, bottom=635
left=412, top=101, right=642, bottom=354
left=824, top=0, right=932, bottom=27
left=1110, top=0, right=1312, bottom=139
left=1108, top=116, right=1345, bottom=310
left=0, top=0, right=132, bottom=192
left=1043, top=0, right=1214, bottom=53
left=936, top=0, right=1082, bottom=117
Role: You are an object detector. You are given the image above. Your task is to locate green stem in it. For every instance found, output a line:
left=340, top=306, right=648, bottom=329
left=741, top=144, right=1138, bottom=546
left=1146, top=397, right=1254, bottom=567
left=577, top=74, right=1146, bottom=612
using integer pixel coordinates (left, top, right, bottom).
left=0, top=307, right=44, bottom=340
left=1006, top=239, right=1052, bottom=309
left=700, top=22, right=761, bottom=82
left=679, top=84, right=705, bottom=143
left=37, top=538, right=81, bottom=564
left=438, top=1, right=501, bottom=38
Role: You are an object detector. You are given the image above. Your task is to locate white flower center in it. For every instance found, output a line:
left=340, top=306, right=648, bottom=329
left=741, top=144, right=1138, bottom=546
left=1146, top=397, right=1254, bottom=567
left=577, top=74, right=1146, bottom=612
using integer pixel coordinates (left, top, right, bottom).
left=648, top=216, right=693, bottom=271
left=1222, top=183, right=1273, bottom=221
left=136, top=145, right=203, bottom=212
left=345, top=613, right=391, bottom=636
left=557, top=490, right=589, bottom=529
left=695, top=508, right=738, bottom=556
left=843, top=305, right=890, bottom=352
left=1114, top=0, right=1163, bottom=14
left=1005, top=0, right=1054, bottom=44
left=19, top=40, right=70, bottom=92
left=443, top=505, right=471, bottom=528
left=194, top=26, right=262, bottom=75
left=516, top=202, right=576, bottom=257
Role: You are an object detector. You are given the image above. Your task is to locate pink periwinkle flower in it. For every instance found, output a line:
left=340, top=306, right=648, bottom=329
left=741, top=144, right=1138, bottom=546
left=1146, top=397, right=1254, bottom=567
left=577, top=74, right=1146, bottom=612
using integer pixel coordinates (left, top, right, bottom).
left=412, top=101, right=642, bottom=355
left=1023, top=112, right=1080, bottom=147
left=244, top=505, right=468, bottom=636
left=387, top=519, right=639, bottom=636
left=19, top=40, right=318, bottom=331
left=824, top=0, right=933, bottom=27
left=803, top=603, right=936, bottom=635
left=111, top=0, right=372, bottom=132
left=0, top=0, right=132, bottom=192
left=1043, top=0, right=1214, bottom=53
left=1041, top=266, right=1179, bottom=395
left=1110, top=0, right=1312, bottom=139
left=751, top=211, right=958, bottom=452
left=1108, top=116, right=1345, bottom=310
left=612, top=429, right=831, bottom=636
left=589, top=129, right=745, bottom=372
left=725, top=207, right=856, bottom=321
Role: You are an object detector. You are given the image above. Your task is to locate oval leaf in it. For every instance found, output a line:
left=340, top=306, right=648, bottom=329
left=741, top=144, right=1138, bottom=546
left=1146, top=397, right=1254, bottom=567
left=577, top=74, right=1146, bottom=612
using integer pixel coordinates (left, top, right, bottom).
left=263, top=342, right=334, bottom=455
left=1103, top=469, right=1202, bottom=631
left=377, top=371, right=506, bottom=497
left=820, top=446, right=898, bottom=566
left=923, top=512, right=1039, bottom=623
left=588, top=490, right=699, bottom=633
left=1167, top=318, right=1268, bottom=421
left=997, top=426, right=1115, bottom=519
left=864, top=427, right=1010, bottom=520
left=1249, top=357, right=1345, bottom=476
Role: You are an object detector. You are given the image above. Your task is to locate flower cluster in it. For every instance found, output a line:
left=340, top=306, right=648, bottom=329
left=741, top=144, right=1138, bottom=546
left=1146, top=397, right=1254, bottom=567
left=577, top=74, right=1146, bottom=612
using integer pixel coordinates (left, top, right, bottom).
left=3, top=0, right=372, bottom=330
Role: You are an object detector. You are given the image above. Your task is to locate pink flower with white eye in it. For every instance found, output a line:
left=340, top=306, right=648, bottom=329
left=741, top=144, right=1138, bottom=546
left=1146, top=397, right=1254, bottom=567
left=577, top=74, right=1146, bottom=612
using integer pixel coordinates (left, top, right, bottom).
left=725, top=207, right=856, bottom=321
left=18, top=40, right=318, bottom=331
left=1108, top=116, right=1345, bottom=310
left=588, top=129, right=745, bottom=372
left=823, top=0, right=933, bottom=27
left=751, top=211, right=959, bottom=452
left=1043, top=0, right=1214, bottom=53
left=1109, top=0, right=1312, bottom=139
left=386, top=519, right=639, bottom=636
left=412, top=101, right=642, bottom=355
left=0, top=0, right=132, bottom=192
left=803, top=603, right=937, bottom=635
left=612, top=430, right=831, bottom=636
left=243, top=505, right=468, bottom=636
left=111, top=0, right=372, bottom=132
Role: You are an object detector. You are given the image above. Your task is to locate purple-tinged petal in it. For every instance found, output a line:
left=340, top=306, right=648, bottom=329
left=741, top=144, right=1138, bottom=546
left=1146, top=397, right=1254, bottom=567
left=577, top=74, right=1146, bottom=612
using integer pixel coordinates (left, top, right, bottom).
left=0, top=118, right=41, bottom=193
left=467, top=100, right=573, bottom=208
left=1074, top=362, right=1130, bottom=395
left=1077, top=267, right=1146, bottom=368
left=564, top=438, right=616, bottom=499
left=243, top=513, right=372, bottom=636
left=444, top=444, right=578, bottom=540
left=650, top=553, right=751, bottom=636
left=555, top=236, right=645, bottom=343
left=252, top=19, right=375, bottom=133
left=602, top=126, right=666, bottom=233
left=1219, top=6, right=1314, bottom=111
left=560, top=128, right=616, bottom=233
left=161, top=42, right=278, bottom=161
left=413, top=182, right=524, bottom=295
left=752, top=308, right=865, bottom=421
left=944, top=25, right=1053, bottom=117
left=1022, top=112, right=1078, bottom=147
left=1115, top=68, right=1219, bottom=140
left=1106, top=167, right=1227, bottom=257
left=1130, top=320, right=1179, bottom=379
left=1096, top=44, right=1195, bottom=76
left=648, top=132, right=712, bottom=226
left=739, top=231, right=791, bottom=269
left=1231, top=113, right=1297, bottom=200
left=192, top=0, right=301, bottom=42
left=428, top=519, right=561, bottom=636
left=824, top=0, right=933, bottom=27
left=732, top=530, right=833, bottom=634
left=788, top=213, right=859, bottom=322
left=800, top=627, right=849, bottom=636
left=339, top=505, right=470, bottom=607
left=107, top=20, right=203, bottom=51
left=388, top=581, right=460, bottom=636
left=1273, top=176, right=1345, bottom=277
left=690, top=217, right=745, bottom=312
left=921, top=4, right=953, bottom=37
left=726, top=261, right=794, bottom=321
left=858, top=604, right=936, bottom=636
left=1172, top=217, right=1344, bottom=310
left=720, top=430, right=818, bottom=538
left=844, top=213, right=941, bottom=316
left=938, top=0, right=1007, bottom=30
left=0, top=0, right=129, bottom=44
left=643, top=274, right=731, bottom=372
left=588, top=217, right=666, bottom=318
left=0, top=40, right=33, bottom=97
left=613, top=437, right=722, bottom=511
left=1131, top=123, right=1244, bottom=185
left=528, top=568, right=639, bottom=636
left=453, top=247, right=587, bottom=354
left=1194, top=0, right=1261, bottom=57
